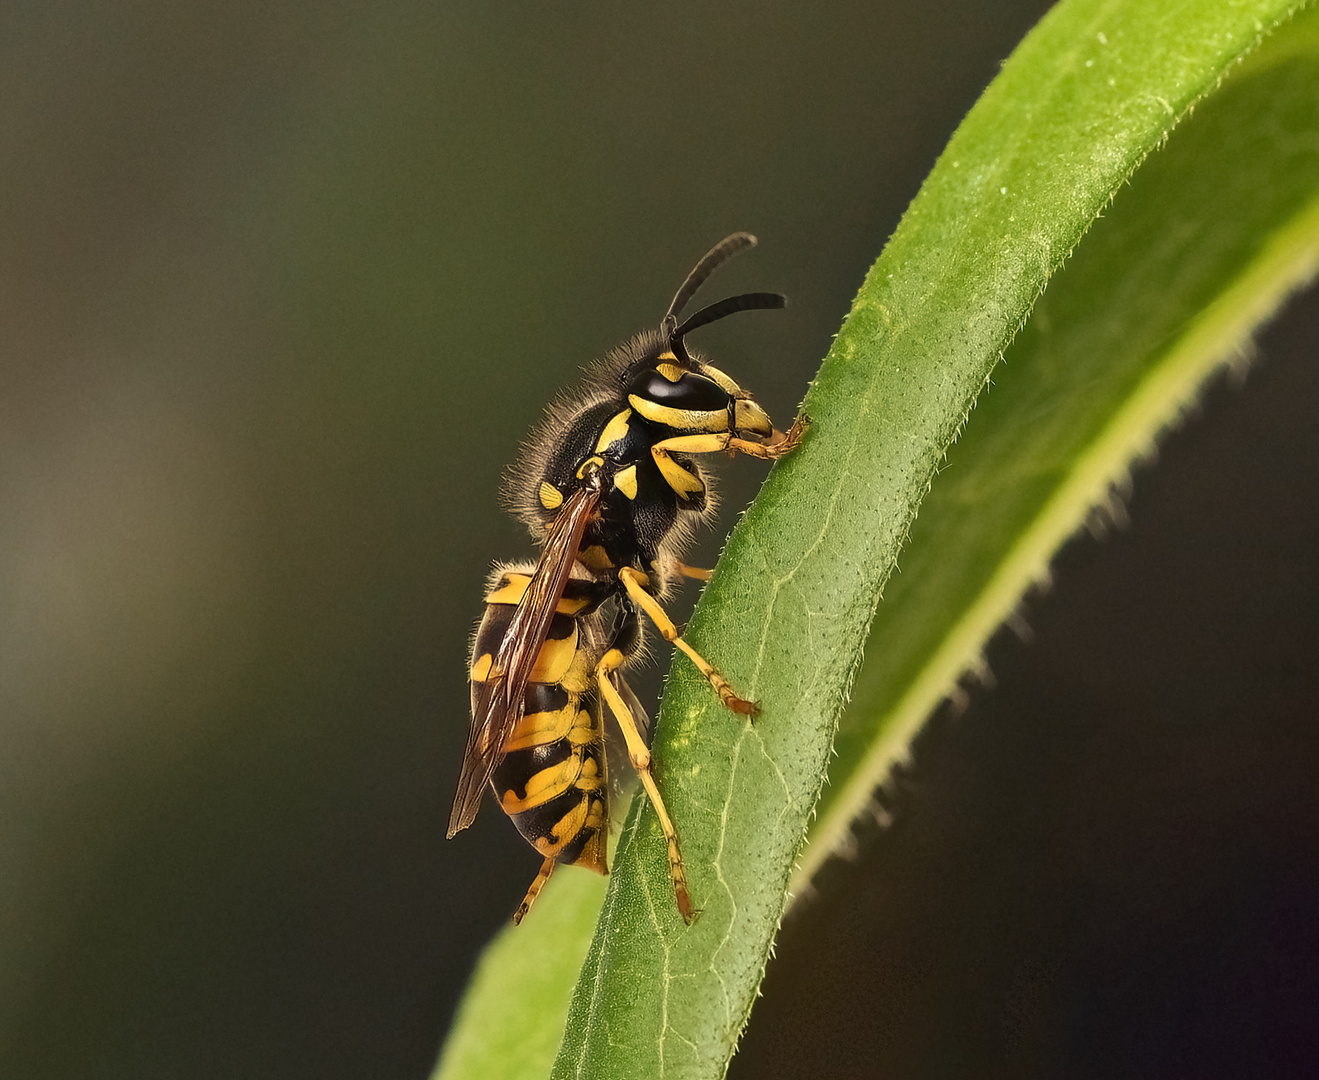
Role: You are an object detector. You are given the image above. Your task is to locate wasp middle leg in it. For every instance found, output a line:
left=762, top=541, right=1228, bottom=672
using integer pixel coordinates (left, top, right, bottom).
left=617, top=566, right=758, bottom=718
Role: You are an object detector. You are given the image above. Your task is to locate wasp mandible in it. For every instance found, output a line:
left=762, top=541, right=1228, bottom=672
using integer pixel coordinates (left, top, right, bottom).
left=448, top=234, right=805, bottom=924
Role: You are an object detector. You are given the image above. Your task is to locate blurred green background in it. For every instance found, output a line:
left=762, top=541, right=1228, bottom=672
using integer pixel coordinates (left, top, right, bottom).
left=2, top=3, right=1315, bottom=1078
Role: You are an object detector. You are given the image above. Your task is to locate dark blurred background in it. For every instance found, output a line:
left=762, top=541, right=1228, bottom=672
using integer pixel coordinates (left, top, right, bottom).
left=1, top=3, right=1313, bottom=1079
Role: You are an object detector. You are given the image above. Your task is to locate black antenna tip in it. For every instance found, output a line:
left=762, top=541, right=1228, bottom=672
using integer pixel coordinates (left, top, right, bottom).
left=664, top=233, right=762, bottom=326
left=674, top=291, right=786, bottom=340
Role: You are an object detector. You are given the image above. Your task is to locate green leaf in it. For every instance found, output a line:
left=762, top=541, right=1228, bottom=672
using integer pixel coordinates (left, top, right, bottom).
left=436, top=3, right=1319, bottom=1078
left=435, top=872, right=607, bottom=1080
left=804, top=8, right=1319, bottom=885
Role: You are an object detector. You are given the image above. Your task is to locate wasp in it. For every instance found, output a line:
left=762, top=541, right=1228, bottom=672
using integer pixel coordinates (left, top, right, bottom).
left=448, top=234, right=805, bottom=924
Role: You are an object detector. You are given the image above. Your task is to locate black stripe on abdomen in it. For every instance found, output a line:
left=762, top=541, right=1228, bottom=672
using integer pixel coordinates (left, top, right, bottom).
left=491, top=739, right=576, bottom=803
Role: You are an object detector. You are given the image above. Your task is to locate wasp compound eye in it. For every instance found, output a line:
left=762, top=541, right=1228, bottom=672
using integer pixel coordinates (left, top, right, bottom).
left=627, top=367, right=732, bottom=414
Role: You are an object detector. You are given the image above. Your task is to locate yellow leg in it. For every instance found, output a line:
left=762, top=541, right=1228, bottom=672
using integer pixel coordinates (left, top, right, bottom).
left=675, top=561, right=713, bottom=582
left=618, top=566, right=758, bottom=717
left=651, top=413, right=807, bottom=464
left=596, top=649, right=695, bottom=924
left=513, top=855, right=556, bottom=925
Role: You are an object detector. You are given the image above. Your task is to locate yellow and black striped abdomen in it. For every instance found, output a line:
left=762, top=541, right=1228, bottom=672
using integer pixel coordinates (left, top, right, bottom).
left=469, top=573, right=610, bottom=874
left=490, top=685, right=607, bottom=872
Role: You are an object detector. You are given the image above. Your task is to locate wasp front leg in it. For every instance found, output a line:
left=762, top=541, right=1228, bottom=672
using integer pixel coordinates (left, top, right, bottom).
left=651, top=413, right=807, bottom=470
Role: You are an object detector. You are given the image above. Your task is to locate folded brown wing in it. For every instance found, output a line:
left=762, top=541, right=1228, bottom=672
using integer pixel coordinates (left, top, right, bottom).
left=447, top=481, right=602, bottom=837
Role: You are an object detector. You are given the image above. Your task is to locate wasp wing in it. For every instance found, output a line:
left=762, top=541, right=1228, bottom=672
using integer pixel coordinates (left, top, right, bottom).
left=447, top=482, right=602, bottom=838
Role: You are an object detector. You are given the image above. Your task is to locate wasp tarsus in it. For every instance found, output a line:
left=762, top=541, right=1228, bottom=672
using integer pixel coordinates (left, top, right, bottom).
left=449, top=233, right=804, bottom=925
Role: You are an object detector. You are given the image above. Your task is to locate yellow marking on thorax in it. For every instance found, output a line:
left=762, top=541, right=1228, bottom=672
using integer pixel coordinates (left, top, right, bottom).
left=555, top=594, right=590, bottom=616
left=538, top=482, right=564, bottom=510
left=594, top=408, right=633, bottom=453
left=470, top=652, right=494, bottom=681
left=485, top=574, right=531, bottom=606
left=613, top=463, right=639, bottom=500
left=577, top=544, right=615, bottom=573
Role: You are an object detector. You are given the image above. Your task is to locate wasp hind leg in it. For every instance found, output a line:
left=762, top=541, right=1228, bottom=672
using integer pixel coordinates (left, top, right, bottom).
left=596, top=649, right=696, bottom=924
left=618, top=566, right=758, bottom=717
left=513, top=855, right=557, bottom=925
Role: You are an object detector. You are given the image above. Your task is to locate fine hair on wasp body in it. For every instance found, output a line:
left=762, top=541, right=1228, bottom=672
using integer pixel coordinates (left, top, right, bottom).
left=448, top=233, right=806, bottom=925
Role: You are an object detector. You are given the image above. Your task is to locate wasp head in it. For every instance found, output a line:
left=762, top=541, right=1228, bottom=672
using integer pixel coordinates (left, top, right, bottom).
left=624, top=354, right=773, bottom=438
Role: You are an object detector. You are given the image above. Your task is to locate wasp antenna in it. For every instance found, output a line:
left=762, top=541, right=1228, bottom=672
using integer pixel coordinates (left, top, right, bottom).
left=674, top=291, right=786, bottom=340
left=664, top=233, right=758, bottom=327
